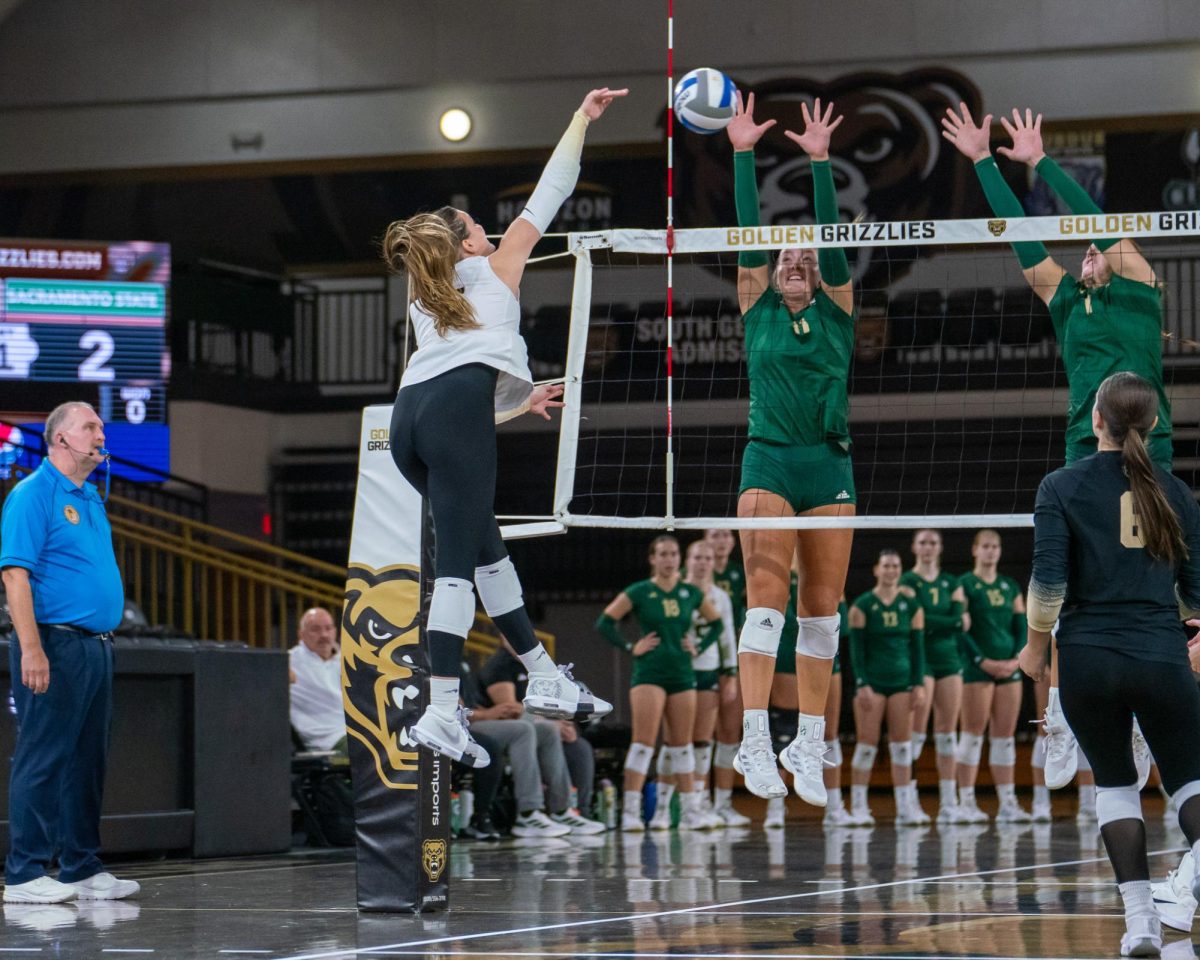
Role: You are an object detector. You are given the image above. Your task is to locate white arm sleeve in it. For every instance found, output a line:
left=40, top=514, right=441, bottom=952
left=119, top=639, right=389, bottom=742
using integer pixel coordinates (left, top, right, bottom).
left=517, top=111, right=589, bottom=234
left=494, top=397, right=531, bottom=425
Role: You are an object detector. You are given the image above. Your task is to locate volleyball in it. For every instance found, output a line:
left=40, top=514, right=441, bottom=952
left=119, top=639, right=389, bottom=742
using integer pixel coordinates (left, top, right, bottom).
left=672, top=67, right=737, bottom=134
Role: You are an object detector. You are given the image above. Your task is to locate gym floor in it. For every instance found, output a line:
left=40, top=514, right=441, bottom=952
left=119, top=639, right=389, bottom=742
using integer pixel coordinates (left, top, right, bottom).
left=1, top=796, right=1194, bottom=960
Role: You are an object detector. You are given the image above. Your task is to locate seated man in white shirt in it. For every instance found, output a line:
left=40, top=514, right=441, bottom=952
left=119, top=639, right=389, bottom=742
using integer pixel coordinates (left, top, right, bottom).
left=288, top=608, right=346, bottom=755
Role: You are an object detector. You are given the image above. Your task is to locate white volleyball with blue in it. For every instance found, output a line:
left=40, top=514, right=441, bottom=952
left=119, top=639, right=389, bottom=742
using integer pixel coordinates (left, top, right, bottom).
left=673, top=68, right=737, bottom=134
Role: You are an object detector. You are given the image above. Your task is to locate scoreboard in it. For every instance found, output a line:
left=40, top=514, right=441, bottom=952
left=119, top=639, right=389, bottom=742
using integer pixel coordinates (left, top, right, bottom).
left=0, top=239, right=170, bottom=479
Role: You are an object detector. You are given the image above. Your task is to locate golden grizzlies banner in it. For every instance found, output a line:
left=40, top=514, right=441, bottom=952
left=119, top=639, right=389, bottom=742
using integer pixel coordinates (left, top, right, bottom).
left=341, top=404, right=449, bottom=912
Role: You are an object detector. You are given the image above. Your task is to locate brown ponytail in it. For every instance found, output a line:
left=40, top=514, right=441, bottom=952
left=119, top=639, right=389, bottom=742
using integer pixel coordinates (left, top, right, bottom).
left=381, top=206, right=478, bottom=337
left=1095, top=371, right=1186, bottom=566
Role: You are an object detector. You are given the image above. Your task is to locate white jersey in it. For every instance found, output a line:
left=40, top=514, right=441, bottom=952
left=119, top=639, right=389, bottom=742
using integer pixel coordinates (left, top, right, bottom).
left=691, top=583, right=736, bottom=672
left=399, top=255, right=533, bottom=416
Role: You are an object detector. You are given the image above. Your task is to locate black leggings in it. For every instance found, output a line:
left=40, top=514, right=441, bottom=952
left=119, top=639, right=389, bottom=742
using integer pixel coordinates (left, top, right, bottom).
left=1059, top=645, right=1200, bottom=793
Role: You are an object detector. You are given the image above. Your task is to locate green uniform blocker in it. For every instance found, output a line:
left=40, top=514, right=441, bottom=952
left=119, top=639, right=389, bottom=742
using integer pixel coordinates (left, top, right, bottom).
left=849, top=591, right=924, bottom=696
left=899, top=570, right=964, bottom=679
left=622, top=579, right=706, bottom=695
left=957, top=572, right=1024, bottom=684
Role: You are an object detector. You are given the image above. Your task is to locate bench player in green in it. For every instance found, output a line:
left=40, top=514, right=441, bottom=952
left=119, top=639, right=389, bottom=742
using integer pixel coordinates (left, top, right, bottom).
left=900, top=529, right=965, bottom=824
left=596, top=535, right=724, bottom=832
left=847, top=550, right=927, bottom=826
left=704, top=528, right=749, bottom=826
left=951, top=529, right=1030, bottom=824
left=725, top=92, right=857, bottom=807
left=943, top=104, right=1168, bottom=793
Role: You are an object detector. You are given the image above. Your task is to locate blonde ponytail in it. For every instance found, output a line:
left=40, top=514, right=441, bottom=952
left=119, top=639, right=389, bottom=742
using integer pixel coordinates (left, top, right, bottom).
left=382, top=208, right=478, bottom=337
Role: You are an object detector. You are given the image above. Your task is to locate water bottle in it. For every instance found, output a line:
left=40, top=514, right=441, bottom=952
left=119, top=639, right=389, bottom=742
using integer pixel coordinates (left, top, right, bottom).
left=600, top=778, right=617, bottom=829
left=450, top=791, right=461, bottom=834
left=459, top=787, right=475, bottom=827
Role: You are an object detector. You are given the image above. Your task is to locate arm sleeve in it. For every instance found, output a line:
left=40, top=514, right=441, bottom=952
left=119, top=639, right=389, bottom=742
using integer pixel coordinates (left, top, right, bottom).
left=1028, top=477, right=1069, bottom=632
left=595, top=613, right=630, bottom=652
left=927, top=598, right=965, bottom=634
left=733, top=150, right=769, bottom=268
left=958, top=617, right=985, bottom=667
left=973, top=157, right=1050, bottom=269
left=811, top=159, right=850, bottom=285
left=849, top=624, right=867, bottom=687
left=1035, top=155, right=1117, bottom=251
left=696, top=618, right=723, bottom=653
left=909, top=627, right=926, bottom=687
left=517, top=111, right=588, bottom=235
left=1010, top=611, right=1028, bottom=655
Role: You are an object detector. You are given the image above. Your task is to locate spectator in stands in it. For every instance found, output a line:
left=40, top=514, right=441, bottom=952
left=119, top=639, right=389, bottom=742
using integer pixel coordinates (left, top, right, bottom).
left=477, top=640, right=605, bottom=833
left=288, top=608, right=346, bottom=755
left=1, top=401, right=139, bottom=904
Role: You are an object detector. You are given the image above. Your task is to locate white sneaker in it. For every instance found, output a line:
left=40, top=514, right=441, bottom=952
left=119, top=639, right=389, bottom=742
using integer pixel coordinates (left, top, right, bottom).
left=733, top=735, right=787, bottom=799
left=1031, top=800, right=1053, bottom=823
left=896, top=801, right=928, bottom=827
left=1131, top=722, right=1153, bottom=792
left=647, top=805, right=672, bottom=831
left=957, top=801, right=989, bottom=824
left=523, top=664, right=612, bottom=721
left=691, top=793, right=725, bottom=829
left=410, top=706, right=490, bottom=767
left=1153, top=851, right=1196, bottom=933
left=620, top=810, right=644, bottom=833
left=1120, top=913, right=1162, bottom=957
left=996, top=801, right=1032, bottom=823
left=906, top=792, right=932, bottom=825
left=714, top=802, right=751, bottom=828
left=678, top=795, right=718, bottom=831
left=779, top=737, right=830, bottom=807
left=511, top=810, right=572, bottom=838
left=3, top=876, right=78, bottom=904
left=936, top=803, right=962, bottom=824
left=823, top=805, right=855, bottom=827
left=550, top=808, right=606, bottom=835
left=1076, top=799, right=1098, bottom=823
left=763, top=796, right=786, bottom=829
left=1042, top=712, right=1079, bottom=789
left=65, top=872, right=139, bottom=901
left=848, top=805, right=875, bottom=827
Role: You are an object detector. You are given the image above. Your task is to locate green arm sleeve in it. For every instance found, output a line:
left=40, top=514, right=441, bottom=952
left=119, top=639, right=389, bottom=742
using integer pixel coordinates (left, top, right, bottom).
left=925, top=598, right=966, bottom=634
left=811, top=159, right=851, bottom=285
left=849, top=626, right=867, bottom=687
left=1035, top=156, right=1117, bottom=251
left=734, top=150, right=768, bottom=268
left=973, top=157, right=1050, bottom=269
left=910, top=628, right=926, bottom=687
left=595, top=613, right=630, bottom=652
left=959, top=627, right=985, bottom=667
left=696, top=618, right=723, bottom=653
left=1011, top=611, right=1028, bottom=655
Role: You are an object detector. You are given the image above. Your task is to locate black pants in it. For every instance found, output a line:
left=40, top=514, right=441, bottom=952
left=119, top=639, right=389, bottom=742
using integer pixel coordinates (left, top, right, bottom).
left=1059, top=645, right=1200, bottom=793
left=390, top=364, right=508, bottom=582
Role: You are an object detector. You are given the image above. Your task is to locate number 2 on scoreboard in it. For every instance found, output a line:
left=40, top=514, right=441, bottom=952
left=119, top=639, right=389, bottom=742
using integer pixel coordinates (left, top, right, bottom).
left=78, top=330, right=115, bottom=381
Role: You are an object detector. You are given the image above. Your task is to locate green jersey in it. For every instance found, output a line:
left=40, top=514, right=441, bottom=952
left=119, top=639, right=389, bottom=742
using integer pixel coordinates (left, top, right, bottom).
left=712, top=558, right=746, bottom=631
left=899, top=569, right=961, bottom=640
left=624, top=578, right=707, bottom=675
left=744, top=287, right=855, bottom=449
left=849, top=590, right=924, bottom=689
left=957, top=571, right=1023, bottom=662
left=1048, top=273, right=1172, bottom=468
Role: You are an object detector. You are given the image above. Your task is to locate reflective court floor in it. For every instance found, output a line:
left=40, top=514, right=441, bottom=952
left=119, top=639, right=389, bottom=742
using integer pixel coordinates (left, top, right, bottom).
left=2, top=804, right=1197, bottom=960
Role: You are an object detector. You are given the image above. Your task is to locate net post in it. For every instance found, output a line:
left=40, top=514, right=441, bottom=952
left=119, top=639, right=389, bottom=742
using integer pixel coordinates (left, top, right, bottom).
left=551, top=244, right=594, bottom=520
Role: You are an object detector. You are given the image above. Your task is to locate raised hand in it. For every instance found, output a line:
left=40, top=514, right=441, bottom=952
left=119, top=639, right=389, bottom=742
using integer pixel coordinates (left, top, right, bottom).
left=726, top=90, right=776, bottom=152
left=997, top=108, right=1047, bottom=167
left=579, top=87, right=629, bottom=121
left=941, top=102, right=992, bottom=163
left=783, top=98, right=843, bottom=161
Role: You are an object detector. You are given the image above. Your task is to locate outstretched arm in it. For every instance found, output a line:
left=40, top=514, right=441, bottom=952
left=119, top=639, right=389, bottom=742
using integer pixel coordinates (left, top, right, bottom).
left=490, top=87, right=628, bottom=291
left=727, top=91, right=777, bottom=314
left=1000, top=108, right=1155, bottom=286
left=942, top=103, right=1065, bottom=305
left=784, top=99, right=852, bottom=315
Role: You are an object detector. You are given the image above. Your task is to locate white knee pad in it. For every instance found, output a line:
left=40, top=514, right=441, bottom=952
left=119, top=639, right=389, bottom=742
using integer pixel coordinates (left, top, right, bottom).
left=934, top=732, right=957, bottom=758
left=738, top=608, right=784, bottom=657
left=656, top=746, right=674, bottom=777
left=910, top=732, right=928, bottom=761
left=666, top=744, right=696, bottom=776
left=957, top=733, right=984, bottom=766
left=474, top=556, right=524, bottom=617
left=1096, top=784, right=1143, bottom=827
left=625, top=742, right=653, bottom=776
left=1031, top=735, right=1047, bottom=770
left=851, top=743, right=878, bottom=772
left=889, top=740, right=913, bottom=767
left=694, top=741, right=714, bottom=777
left=989, top=736, right=1016, bottom=767
left=1076, top=745, right=1092, bottom=772
left=796, top=614, right=840, bottom=660
left=427, top=577, right=476, bottom=636
left=714, top=741, right=739, bottom=770
left=825, top=739, right=843, bottom=766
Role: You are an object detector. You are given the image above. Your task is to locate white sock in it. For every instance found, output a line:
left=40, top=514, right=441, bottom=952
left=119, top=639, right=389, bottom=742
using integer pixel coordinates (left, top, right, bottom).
left=714, top=787, right=732, bottom=808
left=1047, top=685, right=1062, bottom=718
left=429, top=676, right=460, bottom=719
left=893, top=785, right=908, bottom=809
left=657, top=783, right=676, bottom=811
left=1034, top=785, right=1050, bottom=807
left=518, top=642, right=558, bottom=678
left=907, top=782, right=920, bottom=805
left=743, top=708, right=770, bottom=739
left=851, top=783, right=869, bottom=809
left=1079, top=784, right=1097, bottom=808
left=959, top=785, right=976, bottom=807
left=1118, top=879, right=1154, bottom=920
left=827, top=788, right=845, bottom=811
left=796, top=712, right=825, bottom=741
left=939, top=779, right=957, bottom=806
left=997, top=783, right=1016, bottom=805
left=623, top=790, right=642, bottom=818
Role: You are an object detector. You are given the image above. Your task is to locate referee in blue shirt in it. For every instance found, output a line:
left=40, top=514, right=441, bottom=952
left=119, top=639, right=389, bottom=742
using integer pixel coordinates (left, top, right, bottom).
left=1, top=402, right=138, bottom=904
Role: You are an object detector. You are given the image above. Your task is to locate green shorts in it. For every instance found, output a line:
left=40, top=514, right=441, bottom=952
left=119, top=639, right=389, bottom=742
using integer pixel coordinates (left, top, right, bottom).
left=631, top=659, right=696, bottom=695
left=740, top=440, right=856, bottom=514
left=694, top=669, right=720, bottom=692
left=858, top=680, right=911, bottom=698
left=962, top=662, right=1021, bottom=685
left=924, top=635, right=964, bottom=680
